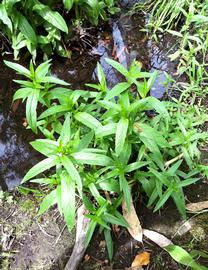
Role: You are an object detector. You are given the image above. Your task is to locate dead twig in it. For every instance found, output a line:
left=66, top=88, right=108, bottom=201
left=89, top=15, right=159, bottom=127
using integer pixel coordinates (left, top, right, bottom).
left=64, top=205, right=90, bottom=270
left=165, top=153, right=184, bottom=168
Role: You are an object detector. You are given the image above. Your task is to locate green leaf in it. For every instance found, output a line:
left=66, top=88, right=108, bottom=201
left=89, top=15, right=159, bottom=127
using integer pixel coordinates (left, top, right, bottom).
left=22, top=156, right=59, bottom=183
left=39, top=104, right=69, bottom=119
left=97, top=62, right=107, bottom=90
left=105, top=82, right=130, bottom=100
left=165, top=245, right=208, bottom=270
left=38, top=189, right=57, bottom=215
left=30, top=177, right=55, bottom=185
left=63, top=0, right=74, bottom=10
left=30, top=139, right=58, bottom=156
left=119, top=174, right=131, bottom=212
left=105, top=58, right=129, bottom=77
left=71, top=151, right=112, bottom=166
left=76, top=131, right=94, bottom=151
left=115, top=118, right=129, bottom=156
left=85, top=220, right=97, bottom=247
left=104, top=229, right=113, bottom=261
left=35, top=60, right=51, bottom=79
left=98, top=100, right=121, bottom=111
left=125, top=161, right=149, bottom=173
left=61, top=173, right=75, bottom=231
left=17, top=12, right=37, bottom=45
left=4, top=60, right=31, bottom=78
left=60, top=113, right=71, bottom=145
left=26, top=91, right=39, bottom=133
left=75, top=112, right=102, bottom=130
left=60, top=156, right=82, bottom=194
left=147, top=97, right=169, bottom=117
left=13, top=88, right=33, bottom=101
left=97, top=179, right=120, bottom=193
left=40, top=76, right=69, bottom=85
left=89, top=183, right=106, bottom=206
left=103, top=213, right=128, bottom=227
left=0, top=4, right=13, bottom=32
left=137, top=123, right=169, bottom=148
left=33, top=2, right=68, bottom=33
left=95, top=123, right=117, bottom=138
left=154, top=188, right=172, bottom=212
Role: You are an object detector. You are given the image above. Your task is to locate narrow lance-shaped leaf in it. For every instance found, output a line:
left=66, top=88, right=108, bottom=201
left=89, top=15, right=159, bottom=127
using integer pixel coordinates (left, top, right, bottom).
left=105, top=82, right=130, bottom=101
left=63, top=0, right=74, bottom=11
left=75, top=112, right=102, bottom=130
left=154, top=188, right=172, bottom=212
left=105, top=58, right=129, bottom=77
left=40, top=76, right=70, bottom=85
left=60, top=155, right=82, bottom=194
left=61, top=173, right=76, bottom=231
left=17, top=12, right=37, bottom=45
left=0, top=4, right=13, bottom=32
left=97, top=62, right=107, bottom=91
left=13, top=88, right=33, bottom=101
left=30, top=139, right=58, bottom=157
left=22, top=156, right=59, bottom=183
left=38, top=189, right=57, bottom=215
left=115, top=118, right=129, bottom=156
left=104, top=229, right=113, bottom=261
left=38, top=104, right=70, bottom=119
left=71, top=151, right=112, bottom=166
left=95, top=123, right=117, bottom=138
left=33, top=2, right=68, bottom=33
left=119, top=174, right=131, bottom=212
left=60, top=113, right=71, bottom=145
left=165, top=245, right=208, bottom=270
left=26, top=90, right=39, bottom=133
left=35, top=60, right=51, bottom=79
left=4, top=60, right=31, bottom=78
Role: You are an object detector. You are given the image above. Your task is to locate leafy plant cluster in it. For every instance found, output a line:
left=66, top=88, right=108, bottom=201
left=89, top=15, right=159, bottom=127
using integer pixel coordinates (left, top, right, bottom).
left=0, top=0, right=119, bottom=59
left=135, top=0, right=208, bottom=86
left=4, top=58, right=208, bottom=259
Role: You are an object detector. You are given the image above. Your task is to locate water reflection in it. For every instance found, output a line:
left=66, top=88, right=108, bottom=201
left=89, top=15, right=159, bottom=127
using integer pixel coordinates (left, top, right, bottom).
left=0, top=113, right=38, bottom=191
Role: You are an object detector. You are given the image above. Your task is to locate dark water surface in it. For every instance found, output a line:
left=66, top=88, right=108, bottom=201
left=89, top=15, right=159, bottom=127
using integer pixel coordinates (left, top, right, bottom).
left=0, top=6, right=177, bottom=190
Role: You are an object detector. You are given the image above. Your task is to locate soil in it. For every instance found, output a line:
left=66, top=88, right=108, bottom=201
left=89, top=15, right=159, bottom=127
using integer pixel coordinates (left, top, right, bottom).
left=0, top=192, right=75, bottom=270
left=0, top=1, right=208, bottom=270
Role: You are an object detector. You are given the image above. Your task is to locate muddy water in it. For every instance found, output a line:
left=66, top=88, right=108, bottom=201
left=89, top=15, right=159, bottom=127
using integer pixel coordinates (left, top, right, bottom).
left=0, top=6, right=177, bottom=190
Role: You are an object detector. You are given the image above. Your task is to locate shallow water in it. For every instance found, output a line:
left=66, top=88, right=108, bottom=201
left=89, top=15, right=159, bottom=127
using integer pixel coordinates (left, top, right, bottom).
left=0, top=6, right=178, bottom=190
left=0, top=66, right=39, bottom=191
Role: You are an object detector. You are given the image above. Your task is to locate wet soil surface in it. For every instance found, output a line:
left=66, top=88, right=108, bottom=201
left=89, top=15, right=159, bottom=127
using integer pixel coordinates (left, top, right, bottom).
left=0, top=2, right=208, bottom=270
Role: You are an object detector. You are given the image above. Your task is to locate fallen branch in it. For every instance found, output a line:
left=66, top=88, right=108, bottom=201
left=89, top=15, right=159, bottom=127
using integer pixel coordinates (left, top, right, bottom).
left=64, top=205, right=90, bottom=270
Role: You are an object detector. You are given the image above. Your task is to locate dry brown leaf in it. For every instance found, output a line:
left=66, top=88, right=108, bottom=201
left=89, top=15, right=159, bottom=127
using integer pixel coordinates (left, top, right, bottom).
left=143, top=229, right=172, bottom=248
left=186, top=201, right=208, bottom=212
left=131, top=251, right=150, bottom=267
left=84, top=254, right=90, bottom=262
left=122, top=199, right=143, bottom=243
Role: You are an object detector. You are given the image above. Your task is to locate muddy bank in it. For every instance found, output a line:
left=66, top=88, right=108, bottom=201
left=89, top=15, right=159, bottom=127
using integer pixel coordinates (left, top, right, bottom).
left=0, top=193, right=75, bottom=270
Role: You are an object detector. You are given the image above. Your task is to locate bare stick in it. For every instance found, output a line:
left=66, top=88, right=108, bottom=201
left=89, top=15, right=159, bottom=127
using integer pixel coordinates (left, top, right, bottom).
left=64, top=205, right=90, bottom=270
left=165, top=153, right=184, bottom=168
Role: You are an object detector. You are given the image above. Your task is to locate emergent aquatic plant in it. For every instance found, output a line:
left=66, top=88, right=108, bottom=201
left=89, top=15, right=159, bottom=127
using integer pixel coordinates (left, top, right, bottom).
left=5, top=58, right=208, bottom=260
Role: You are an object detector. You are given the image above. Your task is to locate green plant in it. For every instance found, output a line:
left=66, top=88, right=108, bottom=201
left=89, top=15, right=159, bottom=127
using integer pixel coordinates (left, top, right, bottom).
left=4, top=59, right=69, bottom=133
left=0, top=0, right=119, bottom=59
left=138, top=0, right=208, bottom=81
left=5, top=58, right=208, bottom=260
